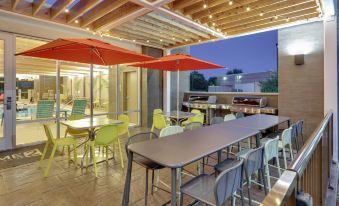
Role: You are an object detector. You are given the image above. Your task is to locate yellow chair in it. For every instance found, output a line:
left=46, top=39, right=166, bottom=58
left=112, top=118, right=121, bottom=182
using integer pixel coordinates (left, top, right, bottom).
left=153, top=108, right=171, bottom=125
left=182, top=109, right=204, bottom=127
left=151, top=113, right=169, bottom=132
left=39, top=124, right=77, bottom=177
left=117, top=114, right=130, bottom=137
left=86, top=124, right=124, bottom=177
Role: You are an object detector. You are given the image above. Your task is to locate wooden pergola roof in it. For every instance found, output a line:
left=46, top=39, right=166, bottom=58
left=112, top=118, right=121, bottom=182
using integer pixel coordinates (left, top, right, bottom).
left=0, top=0, right=323, bottom=48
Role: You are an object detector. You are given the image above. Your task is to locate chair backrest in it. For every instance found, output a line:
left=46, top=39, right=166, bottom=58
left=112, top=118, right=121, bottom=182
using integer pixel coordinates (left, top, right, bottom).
left=153, top=108, right=163, bottom=115
left=153, top=114, right=168, bottom=130
left=71, top=99, right=87, bottom=115
left=43, top=124, right=55, bottom=144
left=224, top=114, right=236, bottom=122
left=235, top=112, right=245, bottom=119
left=281, top=127, right=293, bottom=146
left=94, top=124, right=118, bottom=146
left=118, top=114, right=129, bottom=135
left=159, top=126, right=183, bottom=138
left=264, top=137, right=279, bottom=161
left=214, top=159, right=244, bottom=206
left=125, top=132, right=158, bottom=156
left=184, top=122, right=203, bottom=131
left=210, top=117, right=224, bottom=125
left=188, top=113, right=204, bottom=124
left=244, top=146, right=264, bottom=177
left=36, top=100, right=55, bottom=119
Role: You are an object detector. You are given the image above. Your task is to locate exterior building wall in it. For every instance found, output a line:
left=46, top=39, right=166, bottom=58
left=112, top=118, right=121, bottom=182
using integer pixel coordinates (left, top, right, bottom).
left=278, top=21, right=324, bottom=138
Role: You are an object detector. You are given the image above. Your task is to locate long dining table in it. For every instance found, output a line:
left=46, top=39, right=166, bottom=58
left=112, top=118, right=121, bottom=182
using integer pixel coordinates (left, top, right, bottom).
left=122, top=114, right=290, bottom=206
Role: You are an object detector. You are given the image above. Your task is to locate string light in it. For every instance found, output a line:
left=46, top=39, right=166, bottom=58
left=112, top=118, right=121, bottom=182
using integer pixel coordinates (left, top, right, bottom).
left=212, top=22, right=216, bottom=26
left=286, top=17, right=290, bottom=22
left=160, top=39, right=163, bottom=42
left=228, top=1, right=233, bottom=5
left=75, top=19, right=79, bottom=24
left=274, top=15, right=278, bottom=20
left=246, top=7, right=251, bottom=11
left=209, top=14, right=212, bottom=19
left=64, top=9, right=69, bottom=13
left=133, top=39, right=136, bottom=42
left=203, top=4, right=207, bottom=9
left=259, top=12, right=264, bottom=16
left=86, top=27, right=90, bottom=31
left=146, top=40, right=150, bottom=43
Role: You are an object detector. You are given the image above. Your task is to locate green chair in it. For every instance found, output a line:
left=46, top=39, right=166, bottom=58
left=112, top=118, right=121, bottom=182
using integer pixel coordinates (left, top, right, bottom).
left=36, top=100, right=55, bottom=119
left=39, top=124, right=77, bottom=177
left=182, top=109, right=204, bottom=127
left=71, top=99, right=87, bottom=116
left=86, top=124, right=124, bottom=177
left=117, top=114, right=130, bottom=137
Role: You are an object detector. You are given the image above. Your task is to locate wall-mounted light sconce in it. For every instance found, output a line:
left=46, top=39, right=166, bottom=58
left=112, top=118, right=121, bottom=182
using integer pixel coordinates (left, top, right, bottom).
left=295, top=54, right=304, bottom=65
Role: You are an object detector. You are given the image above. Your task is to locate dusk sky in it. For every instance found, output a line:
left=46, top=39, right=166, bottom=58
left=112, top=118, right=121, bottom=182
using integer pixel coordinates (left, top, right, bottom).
left=189, top=30, right=278, bottom=79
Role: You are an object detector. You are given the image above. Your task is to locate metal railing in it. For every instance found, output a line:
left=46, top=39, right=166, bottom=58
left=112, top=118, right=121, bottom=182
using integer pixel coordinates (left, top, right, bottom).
left=261, top=111, right=334, bottom=206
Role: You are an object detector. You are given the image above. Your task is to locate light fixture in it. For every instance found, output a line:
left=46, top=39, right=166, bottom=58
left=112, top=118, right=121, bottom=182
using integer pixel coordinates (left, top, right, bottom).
left=228, top=1, right=233, bottom=6
left=203, top=4, right=207, bottom=9
left=246, top=7, right=251, bottom=11
left=172, top=37, right=175, bottom=40
left=86, top=27, right=90, bottom=31
left=185, top=39, right=188, bottom=41
left=259, top=12, right=264, bottom=16
left=133, top=39, right=136, bottom=42
left=146, top=40, right=150, bottom=43
left=212, top=22, right=216, bottom=26
left=160, top=39, right=163, bottom=42
left=209, top=14, right=212, bottom=19
left=119, top=38, right=122, bottom=41
left=198, top=39, right=201, bottom=42
left=295, top=54, right=304, bottom=65
left=223, top=76, right=227, bottom=80
left=64, top=9, right=69, bottom=13
left=75, top=19, right=79, bottom=24
left=217, top=28, right=220, bottom=32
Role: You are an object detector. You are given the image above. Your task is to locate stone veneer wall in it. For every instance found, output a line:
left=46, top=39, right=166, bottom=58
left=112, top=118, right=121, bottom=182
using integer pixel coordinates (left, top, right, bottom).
left=278, top=21, right=324, bottom=138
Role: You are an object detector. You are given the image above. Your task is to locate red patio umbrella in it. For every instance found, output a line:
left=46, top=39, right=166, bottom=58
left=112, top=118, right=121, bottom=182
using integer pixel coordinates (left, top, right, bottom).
left=16, top=38, right=153, bottom=136
left=130, top=54, right=224, bottom=113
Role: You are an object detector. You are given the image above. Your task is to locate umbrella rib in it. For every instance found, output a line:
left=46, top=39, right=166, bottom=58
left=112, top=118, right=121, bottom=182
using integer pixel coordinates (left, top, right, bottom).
left=92, top=47, right=106, bottom=65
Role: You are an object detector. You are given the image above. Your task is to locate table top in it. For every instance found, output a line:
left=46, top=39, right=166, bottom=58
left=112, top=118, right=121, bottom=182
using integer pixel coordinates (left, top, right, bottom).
left=224, top=114, right=290, bottom=131
left=128, top=123, right=259, bottom=168
left=61, top=117, right=123, bottom=130
left=163, top=111, right=195, bottom=119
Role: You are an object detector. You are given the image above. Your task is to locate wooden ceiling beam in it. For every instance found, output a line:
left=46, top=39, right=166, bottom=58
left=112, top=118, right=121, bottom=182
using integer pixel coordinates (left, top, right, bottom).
left=92, top=3, right=142, bottom=31
left=126, top=20, right=187, bottom=42
left=32, top=0, right=46, bottom=15
left=219, top=1, right=318, bottom=30
left=183, top=0, right=226, bottom=16
left=201, top=0, right=292, bottom=24
left=109, top=30, right=166, bottom=47
left=147, top=12, right=210, bottom=38
left=224, top=8, right=319, bottom=34
left=173, top=0, right=201, bottom=11
left=11, top=0, right=21, bottom=10
left=138, top=16, right=201, bottom=39
left=81, top=0, right=129, bottom=28
left=228, top=12, right=320, bottom=36
left=192, top=0, right=259, bottom=20
left=50, top=0, right=75, bottom=20
left=67, top=0, right=100, bottom=23
left=118, top=25, right=177, bottom=44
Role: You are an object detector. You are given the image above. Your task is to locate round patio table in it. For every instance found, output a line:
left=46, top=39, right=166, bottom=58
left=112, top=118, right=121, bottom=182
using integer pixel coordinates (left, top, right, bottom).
left=163, top=111, right=195, bottom=125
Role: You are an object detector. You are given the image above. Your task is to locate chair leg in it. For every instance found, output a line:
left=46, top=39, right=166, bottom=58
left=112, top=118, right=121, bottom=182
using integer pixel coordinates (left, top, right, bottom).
left=145, top=169, right=149, bottom=206
left=276, top=155, right=282, bottom=177
left=155, top=170, right=160, bottom=191
left=232, top=193, right=236, bottom=206
left=265, top=161, right=271, bottom=190
left=117, top=138, right=125, bottom=169
left=44, top=144, right=57, bottom=177
left=105, top=146, right=108, bottom=162
left=289, top=144, right=294, bottom=161
left=261, top=168, right=268, bottom=195
left=245, top=168, right=252, bottom=206
left=73, top=144, right=77, bottom=167
left=239, top=189, right=245, bottom=206
left=39, top=142, right=49, bottom=167
left=85, top=145, right=89, bottom=167
left=91, top=144, right=97, bottom=177
left=282, top=147, right=287, bottom=169
left=67, top=145, right=71, bottom=162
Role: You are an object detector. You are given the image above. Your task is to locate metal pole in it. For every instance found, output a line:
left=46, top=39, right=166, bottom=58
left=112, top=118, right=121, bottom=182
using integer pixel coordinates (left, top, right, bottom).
left=56, top=60, right=60, bottom=139
left=90, top=63, right=94, bottom=127
left=177, top=70, right=179, bottom=116
left=116, top=65, right=120, bottom=118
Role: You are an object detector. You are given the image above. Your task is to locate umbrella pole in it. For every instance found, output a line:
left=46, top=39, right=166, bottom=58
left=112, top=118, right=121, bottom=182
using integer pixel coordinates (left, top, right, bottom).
left=56, top=60, right=60, bottom=138
left=177, top=70, right=179, bottom=116
left=90, top=63, right=94, bottom=128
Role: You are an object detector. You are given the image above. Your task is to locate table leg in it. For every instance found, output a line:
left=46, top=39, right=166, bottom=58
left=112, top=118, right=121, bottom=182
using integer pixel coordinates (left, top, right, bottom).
left=287, top=119, right=291, bottom=127
left=122, top=152, right=133, bottom=206
left=171, top=168, right=177, bottom=206
left=217, top=150, right=221, bottom=163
